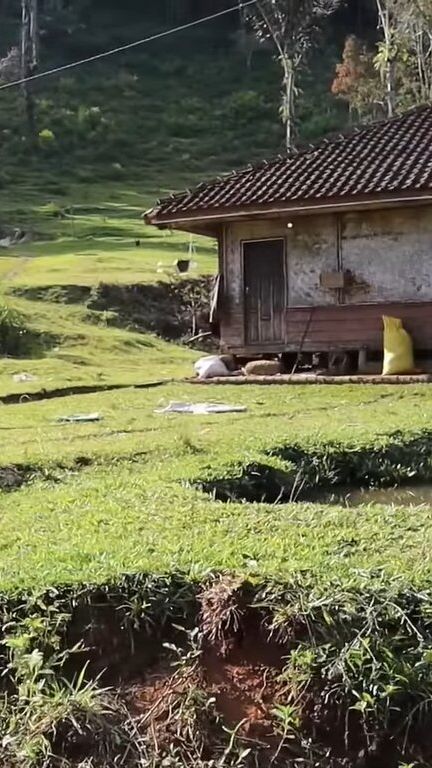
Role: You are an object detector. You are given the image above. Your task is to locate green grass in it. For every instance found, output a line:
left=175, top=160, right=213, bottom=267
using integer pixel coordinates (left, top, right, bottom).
left=0, top=298, right=197, bottom=398
left=0, top=164, right=430, bottom=621
left=1, top=191, right=216, bottom=289
left=8, top=236, right=215, bottom=288
left=1, top=457, right=431, bottom=594
left=2, top=15, right=428, bottom=766
left=2, top=380, right=432, bottom=592
left=1, top=181, right=432, bottom=602
left=0, top=183, right=216, bottom=398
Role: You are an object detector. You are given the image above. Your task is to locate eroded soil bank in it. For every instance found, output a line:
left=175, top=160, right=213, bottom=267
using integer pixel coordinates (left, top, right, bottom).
left=2, top=573, right=432, bottom=768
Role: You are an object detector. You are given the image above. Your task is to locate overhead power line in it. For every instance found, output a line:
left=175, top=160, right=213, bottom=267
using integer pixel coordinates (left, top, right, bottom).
left=0, top=1, right=257, bottom=92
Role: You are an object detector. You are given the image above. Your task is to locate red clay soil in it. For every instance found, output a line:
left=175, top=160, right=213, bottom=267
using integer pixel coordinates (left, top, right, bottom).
left=202, top=648, right=282, bottom=739
left=123, top=612, right=289, bottom=743
left=125, top=662, right=189, bottom=719
left=125, top=641, right=286, bottom=740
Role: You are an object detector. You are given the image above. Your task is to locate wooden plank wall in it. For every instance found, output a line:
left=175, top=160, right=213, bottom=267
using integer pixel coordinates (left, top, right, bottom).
left=285, top=302, right=432, bottom=352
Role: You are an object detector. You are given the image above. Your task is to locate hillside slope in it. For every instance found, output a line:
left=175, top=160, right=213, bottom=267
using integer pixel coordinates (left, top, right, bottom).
left=0, top=3, right=349, bottom=194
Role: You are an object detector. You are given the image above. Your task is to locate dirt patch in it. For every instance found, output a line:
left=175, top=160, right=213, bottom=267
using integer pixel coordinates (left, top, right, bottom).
left=0, top=466, right=28, bottom=491
left=122, top=655, right=285, bottom=765
left=202, top=649, right=282, bottom=739
left=198, top=576, right=287, bottom=740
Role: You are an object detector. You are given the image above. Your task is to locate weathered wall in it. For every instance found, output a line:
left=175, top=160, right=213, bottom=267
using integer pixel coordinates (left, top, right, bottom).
left=222, top=203, right=432, bottom=350
left=342, top=207, right=432, bottom=303
left=287, top=215, right=338, bottom=306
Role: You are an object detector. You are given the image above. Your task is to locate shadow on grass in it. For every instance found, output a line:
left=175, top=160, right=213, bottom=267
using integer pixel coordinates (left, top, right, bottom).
left=198, top=430, right=432, bottom=504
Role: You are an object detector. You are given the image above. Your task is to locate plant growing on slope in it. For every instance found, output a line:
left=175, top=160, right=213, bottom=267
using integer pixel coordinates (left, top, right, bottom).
left=0, top=303, right=31, bottom=356
left=246, top=0, right=341, bottom=150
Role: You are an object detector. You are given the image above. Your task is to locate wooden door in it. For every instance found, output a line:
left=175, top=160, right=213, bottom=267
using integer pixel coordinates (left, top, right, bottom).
left=244, top=239, right=285, bottom=346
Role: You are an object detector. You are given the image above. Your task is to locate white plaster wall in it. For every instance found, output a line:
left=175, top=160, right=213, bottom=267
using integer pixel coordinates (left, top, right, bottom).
left=342, top=207, right=432, bottom=303
left=287, top=214, right=338, bottom=306
left=226, top=215, right=339, bottom=310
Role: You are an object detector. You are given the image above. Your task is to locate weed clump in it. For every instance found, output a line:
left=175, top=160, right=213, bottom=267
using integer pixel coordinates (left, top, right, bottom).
left=0, top=302, right=58, bottom=358
left=199, top=575, right=245, bottom=657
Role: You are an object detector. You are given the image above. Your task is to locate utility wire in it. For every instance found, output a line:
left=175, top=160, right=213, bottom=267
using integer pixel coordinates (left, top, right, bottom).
left=0, top=0, right=257, bottom=92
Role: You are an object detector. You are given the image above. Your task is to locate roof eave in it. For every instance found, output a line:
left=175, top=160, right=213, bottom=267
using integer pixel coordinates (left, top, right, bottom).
left=144, top=207, right=221, bottom=237
left=148, top=190, right=432, bottom=230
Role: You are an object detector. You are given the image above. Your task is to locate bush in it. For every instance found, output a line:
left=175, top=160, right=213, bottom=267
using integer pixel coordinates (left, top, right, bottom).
left=38, top=128, right=56, bottom=147
left=0, top=304, right=31, bottom=356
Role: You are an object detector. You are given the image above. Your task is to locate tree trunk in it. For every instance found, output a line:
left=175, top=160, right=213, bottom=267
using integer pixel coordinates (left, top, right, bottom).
left=281, top=56, right=295, bottom=151
left=386, top=58, right=396, bottom=117
left=21, top=0, right=38, bottom=139
left=375, top=0, right=396, bottom=117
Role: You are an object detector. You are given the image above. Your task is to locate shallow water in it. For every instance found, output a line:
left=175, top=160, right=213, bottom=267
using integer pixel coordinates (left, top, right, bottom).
left=302, top=484, right=432, bottom=508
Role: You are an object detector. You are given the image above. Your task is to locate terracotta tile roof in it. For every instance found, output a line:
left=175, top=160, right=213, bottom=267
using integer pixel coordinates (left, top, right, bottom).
left=148, top=106, right=432, bottom=223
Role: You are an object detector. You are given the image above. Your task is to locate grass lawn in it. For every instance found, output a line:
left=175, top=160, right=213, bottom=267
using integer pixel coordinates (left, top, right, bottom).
left=3, top=30, right=430, bottom=767
left=1, top=189, right=216, bottom=289
left=0, top=298, right=197, bottom=398
left=2, top=379, right=432, bottom=593
left=0, top=184, right=216, bottom=398
left=1, top=157, right=432, bottom=768
left=1, top=183, right=432, bottom=598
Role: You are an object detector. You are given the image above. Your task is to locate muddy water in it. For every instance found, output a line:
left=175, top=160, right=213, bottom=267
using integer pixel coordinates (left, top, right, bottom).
left=302, top=484, right=432, bottom=507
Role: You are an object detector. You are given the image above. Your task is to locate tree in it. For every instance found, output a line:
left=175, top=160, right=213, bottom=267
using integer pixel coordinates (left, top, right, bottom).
left=373, top=0, right=432, bottom=115
left=332, top=35, right=384, bottom=122
left=246, top=0, right=341, bottom=151
left=20, top=0, right=39, bottom=137
left=399, top=0, right=432, bottom=104
left=374, top=0, right=400, bottom=117
left=331, top=1, right=432, bottom=121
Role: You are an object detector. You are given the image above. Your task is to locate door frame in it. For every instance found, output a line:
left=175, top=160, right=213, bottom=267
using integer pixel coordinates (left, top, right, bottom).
left=241, top=236, right=287, bottom=347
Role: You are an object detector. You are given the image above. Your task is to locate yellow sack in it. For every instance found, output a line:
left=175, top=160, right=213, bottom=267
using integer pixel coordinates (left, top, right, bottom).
left=382, top=316, right=414, bottom=375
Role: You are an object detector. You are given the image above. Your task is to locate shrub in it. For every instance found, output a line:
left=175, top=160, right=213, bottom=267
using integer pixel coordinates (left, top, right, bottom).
left=38, top=128, right=56, bottom=146
left=0, top=304, right=31, bottom=356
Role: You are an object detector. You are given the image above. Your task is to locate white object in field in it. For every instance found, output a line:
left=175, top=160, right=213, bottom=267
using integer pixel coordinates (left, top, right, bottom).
left=155, top=402, right=247, bottom=415
left=12, top=372, right=37, bottom=383
left=56, top=413, right=103, bottom=424
left=194, top=355, right=229, bottom=379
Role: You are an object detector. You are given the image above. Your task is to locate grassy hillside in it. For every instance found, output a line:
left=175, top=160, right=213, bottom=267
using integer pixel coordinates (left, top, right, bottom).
left=2, top=381, right=432, bottom=591
left=0, top=4, right=348, bottom=193
left=0, top=184, right=216, bottom=398
left=3, top=6, right=432, bottom=768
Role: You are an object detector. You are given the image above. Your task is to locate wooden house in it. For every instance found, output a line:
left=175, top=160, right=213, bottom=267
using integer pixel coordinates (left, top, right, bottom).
left=146, top=106, right=432, bottom=371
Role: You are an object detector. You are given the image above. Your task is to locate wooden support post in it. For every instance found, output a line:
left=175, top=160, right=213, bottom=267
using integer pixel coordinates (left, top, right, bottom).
left=358, top=348, right=367, bottom=373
